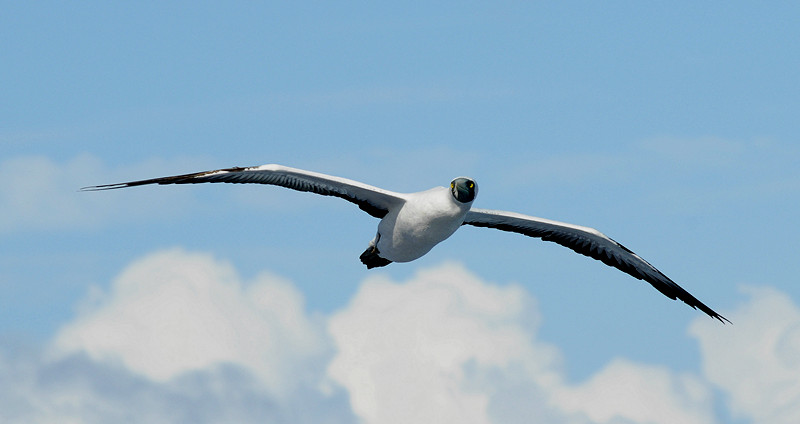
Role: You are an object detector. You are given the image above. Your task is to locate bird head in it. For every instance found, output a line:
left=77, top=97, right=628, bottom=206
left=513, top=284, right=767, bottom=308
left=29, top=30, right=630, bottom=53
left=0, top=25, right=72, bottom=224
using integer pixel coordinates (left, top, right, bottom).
left=450, top=177, right=478, bottom=203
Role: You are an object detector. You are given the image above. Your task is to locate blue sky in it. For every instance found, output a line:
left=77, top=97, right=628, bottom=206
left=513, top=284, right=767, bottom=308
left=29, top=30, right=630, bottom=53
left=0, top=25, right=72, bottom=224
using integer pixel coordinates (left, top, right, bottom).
left=3, top=2, right=800, bottom=423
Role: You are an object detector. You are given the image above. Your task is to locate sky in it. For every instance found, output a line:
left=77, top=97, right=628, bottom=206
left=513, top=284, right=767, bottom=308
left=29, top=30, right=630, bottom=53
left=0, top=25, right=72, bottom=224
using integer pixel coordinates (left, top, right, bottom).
left=2, top=2, right=800, bottom=423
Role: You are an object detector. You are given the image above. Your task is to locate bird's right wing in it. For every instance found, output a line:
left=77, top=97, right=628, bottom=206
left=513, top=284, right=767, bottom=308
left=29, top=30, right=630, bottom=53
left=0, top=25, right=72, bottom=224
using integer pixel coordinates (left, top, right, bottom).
left=82, top=164, right=407, bottom=218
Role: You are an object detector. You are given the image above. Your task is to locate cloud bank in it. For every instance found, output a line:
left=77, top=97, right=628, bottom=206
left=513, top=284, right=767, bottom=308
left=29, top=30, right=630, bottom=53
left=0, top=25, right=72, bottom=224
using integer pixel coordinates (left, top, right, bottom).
left=690, top=287, right=800, bottom=424
left=54, top=249, right=325, bottom=397
left=1, top=249, right=797, bottom=423
left=327, top=263, right=562, bottom=423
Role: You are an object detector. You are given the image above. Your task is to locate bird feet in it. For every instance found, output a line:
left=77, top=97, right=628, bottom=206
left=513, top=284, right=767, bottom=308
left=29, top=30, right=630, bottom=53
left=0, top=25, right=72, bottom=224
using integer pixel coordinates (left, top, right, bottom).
left=359, top=246, right=392, bottom=269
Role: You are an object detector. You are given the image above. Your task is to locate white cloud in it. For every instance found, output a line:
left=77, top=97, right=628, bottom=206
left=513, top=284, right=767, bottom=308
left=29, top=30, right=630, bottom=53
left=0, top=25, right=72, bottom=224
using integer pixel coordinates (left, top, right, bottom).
left=1, top=248, right=354, bottom=423
left=326, top=263, right=561, bottom=424
left=14, top=249, right=800, bottom=424
left=0, top=345, right=355, bottom=424
left=690, top=286, right=800, bottom=424
left=552, top=359, right=713, bottom=424
left=325, top=262, right=715, bottom=424
left=53, top=248, right=325, bottom=398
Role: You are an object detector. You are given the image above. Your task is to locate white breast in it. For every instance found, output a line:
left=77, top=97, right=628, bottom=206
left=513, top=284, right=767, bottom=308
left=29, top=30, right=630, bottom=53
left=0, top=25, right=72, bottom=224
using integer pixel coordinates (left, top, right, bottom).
left=376, top=186, right=471, bottom=262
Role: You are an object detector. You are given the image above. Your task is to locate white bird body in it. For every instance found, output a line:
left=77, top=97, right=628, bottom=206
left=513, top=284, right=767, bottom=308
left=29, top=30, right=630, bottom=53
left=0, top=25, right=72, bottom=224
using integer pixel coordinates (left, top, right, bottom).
left=375, top=186, right=472, bottom=263
left=82, top=163, right=728, bottom=323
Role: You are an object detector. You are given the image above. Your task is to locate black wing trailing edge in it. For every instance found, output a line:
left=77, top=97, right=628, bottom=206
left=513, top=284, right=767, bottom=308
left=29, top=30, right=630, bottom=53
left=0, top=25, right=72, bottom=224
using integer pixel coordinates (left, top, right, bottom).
left=463, top=208, right=729, bottom=323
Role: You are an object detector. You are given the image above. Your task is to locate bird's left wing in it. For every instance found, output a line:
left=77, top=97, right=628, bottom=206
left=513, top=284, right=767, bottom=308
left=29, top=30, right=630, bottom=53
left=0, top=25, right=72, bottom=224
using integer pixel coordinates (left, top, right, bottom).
left=82, top=164, right=406, bottom=218
left=463, top=208, right=729, bottom=323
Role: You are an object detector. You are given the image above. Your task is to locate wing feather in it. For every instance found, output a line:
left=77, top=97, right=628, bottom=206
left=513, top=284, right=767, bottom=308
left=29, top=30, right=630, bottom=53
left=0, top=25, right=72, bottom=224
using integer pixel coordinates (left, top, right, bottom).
left=463, top=208, right=728, bottom=323
left=82, top=164, right=406, bottom=218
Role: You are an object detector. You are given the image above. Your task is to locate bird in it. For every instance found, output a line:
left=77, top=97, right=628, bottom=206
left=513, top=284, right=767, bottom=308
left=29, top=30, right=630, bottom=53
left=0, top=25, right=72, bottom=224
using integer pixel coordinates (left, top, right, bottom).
left=83, top=163, right=728, bottom=323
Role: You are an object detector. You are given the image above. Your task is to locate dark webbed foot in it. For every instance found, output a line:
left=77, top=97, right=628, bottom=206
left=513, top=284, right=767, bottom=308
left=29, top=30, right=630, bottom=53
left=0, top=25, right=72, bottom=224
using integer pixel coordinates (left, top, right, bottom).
left=359, top=246, right=392, bottom=269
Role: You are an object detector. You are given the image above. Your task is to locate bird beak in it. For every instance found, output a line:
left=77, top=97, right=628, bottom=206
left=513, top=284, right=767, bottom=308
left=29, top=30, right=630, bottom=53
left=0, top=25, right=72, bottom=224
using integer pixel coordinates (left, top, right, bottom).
left=453, top=179, right=475, bottom=203
left=457, top=184, right=470, bottom=199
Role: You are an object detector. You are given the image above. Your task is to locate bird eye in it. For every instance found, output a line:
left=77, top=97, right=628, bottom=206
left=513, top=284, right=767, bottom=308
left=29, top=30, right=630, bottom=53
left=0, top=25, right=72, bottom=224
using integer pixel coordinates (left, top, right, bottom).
left=450, top=182, right=454, bottom=189
left=469, top=182, right=474, bottom=188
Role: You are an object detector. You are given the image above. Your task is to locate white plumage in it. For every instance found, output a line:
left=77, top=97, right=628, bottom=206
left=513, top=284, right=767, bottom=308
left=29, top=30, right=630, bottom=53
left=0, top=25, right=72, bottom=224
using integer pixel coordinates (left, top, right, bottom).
left=373, top=185, right=471, bottom=263
left=83, top=163, right=728, bottom=323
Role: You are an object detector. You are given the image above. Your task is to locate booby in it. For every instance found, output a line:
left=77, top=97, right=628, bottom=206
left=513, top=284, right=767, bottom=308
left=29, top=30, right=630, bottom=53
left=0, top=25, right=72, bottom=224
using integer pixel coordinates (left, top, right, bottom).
left=83, top=163, right=728, bottom=322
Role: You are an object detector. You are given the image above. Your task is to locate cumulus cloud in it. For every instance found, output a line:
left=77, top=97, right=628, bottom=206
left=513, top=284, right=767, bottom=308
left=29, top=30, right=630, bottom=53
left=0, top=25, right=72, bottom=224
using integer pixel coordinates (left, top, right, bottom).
left=1, top=248, right=354, bottom=424
left=325, top=263, right=715, bottom=424
left=53, top=248, right=325, bottom=397
left=7, top=248, right=800, bottom=423
left=0, top=345, right=354, bottom=424
left=326, top=263, right=561, bottom=424
left=552, top=359, right=713, bottom=424
left=690, top=286, right=800, bottom=424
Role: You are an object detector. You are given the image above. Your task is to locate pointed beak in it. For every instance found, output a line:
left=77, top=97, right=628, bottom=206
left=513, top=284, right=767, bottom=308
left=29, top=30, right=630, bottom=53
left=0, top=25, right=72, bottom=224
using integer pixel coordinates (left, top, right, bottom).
left=456, top=183, right=471, bottom=200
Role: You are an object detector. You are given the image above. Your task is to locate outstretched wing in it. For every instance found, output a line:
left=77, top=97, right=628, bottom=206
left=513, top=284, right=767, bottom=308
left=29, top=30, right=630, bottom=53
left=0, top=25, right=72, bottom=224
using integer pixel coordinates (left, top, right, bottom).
left=463, top=208, right=728, bottom=323
left=82, top=164, right=406, bottom=218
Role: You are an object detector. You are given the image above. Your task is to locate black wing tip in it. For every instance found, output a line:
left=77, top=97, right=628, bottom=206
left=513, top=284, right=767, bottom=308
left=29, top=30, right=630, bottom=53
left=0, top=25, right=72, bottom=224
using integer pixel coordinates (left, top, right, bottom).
left=79, top=166, right=258, bottom=192
left=708, top=310, right=732, bottom=325
left=80, top=183, right=132, bottom=191
left=671, top=289, right=732, bottom=325
left=80, top=179, right=160, bottom=191
left=685, top=299, right=731, bottom=324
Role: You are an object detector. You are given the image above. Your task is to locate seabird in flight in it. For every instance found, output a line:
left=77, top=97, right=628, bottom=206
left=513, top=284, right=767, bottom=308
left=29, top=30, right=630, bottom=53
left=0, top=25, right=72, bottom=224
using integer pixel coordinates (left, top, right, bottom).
left=83, top=163, right=728, bottom=322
